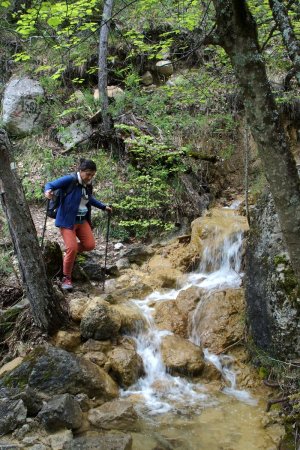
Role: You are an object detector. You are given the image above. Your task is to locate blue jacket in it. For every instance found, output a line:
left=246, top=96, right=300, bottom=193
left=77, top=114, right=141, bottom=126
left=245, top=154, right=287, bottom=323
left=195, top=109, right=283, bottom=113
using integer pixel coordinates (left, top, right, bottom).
left=45, top=174, right=106, bottom=229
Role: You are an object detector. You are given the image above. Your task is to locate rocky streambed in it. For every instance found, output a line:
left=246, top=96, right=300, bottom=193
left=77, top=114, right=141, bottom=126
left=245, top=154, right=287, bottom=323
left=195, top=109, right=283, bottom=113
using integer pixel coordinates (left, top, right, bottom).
left=0, top=205, right=285, bottom=449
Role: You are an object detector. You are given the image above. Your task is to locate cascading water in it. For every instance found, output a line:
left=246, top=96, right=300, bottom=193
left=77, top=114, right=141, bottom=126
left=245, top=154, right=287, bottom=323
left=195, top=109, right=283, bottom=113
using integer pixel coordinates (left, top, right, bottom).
left=122, top=207, right=256, bottom=414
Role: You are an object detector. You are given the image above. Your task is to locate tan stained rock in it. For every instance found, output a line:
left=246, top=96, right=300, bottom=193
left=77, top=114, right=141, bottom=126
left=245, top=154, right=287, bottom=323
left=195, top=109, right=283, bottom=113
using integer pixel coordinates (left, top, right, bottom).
left=160, top=334, right=205, bottom=376
left=190, top=288, right=245, bottom=354
left=52, top=330, right=81, bottom=351
left=88, top=399, right=138, bottom=431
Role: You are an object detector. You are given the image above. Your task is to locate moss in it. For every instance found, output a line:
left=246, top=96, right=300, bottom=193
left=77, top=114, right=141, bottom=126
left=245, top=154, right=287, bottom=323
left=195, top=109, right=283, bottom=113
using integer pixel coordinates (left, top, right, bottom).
left=273, top=254, right=300, bottom=300
left=76, top=253, right=87, bottom=264
left=1, top=361, right=32, bottom=389
left=258, top=366, right=268, bottom=379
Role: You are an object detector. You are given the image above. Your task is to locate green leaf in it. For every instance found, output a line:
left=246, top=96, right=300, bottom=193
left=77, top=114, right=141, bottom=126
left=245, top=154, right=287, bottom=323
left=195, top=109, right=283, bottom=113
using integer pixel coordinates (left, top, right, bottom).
left=47, top=16, right=63, bottom=27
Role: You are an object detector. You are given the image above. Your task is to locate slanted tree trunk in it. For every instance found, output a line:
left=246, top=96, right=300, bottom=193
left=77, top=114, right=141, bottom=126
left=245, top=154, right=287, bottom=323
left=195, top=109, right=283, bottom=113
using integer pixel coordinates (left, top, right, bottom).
left=98, top=0, right=114, bottom=133
left=212, top=0, right=300, bottom=284
left=269, top=0, right=300, bottom=86
left=0, top=129, right=67, bottom=334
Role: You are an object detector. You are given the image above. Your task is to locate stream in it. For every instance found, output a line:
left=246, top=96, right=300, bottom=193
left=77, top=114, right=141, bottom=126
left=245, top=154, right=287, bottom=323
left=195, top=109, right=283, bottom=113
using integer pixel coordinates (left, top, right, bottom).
left=120, top=207, right=283, bottom=450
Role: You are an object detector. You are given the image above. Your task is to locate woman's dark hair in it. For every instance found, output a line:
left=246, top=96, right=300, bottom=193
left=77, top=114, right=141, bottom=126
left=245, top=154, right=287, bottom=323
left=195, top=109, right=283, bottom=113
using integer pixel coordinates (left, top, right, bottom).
left=78, top=158, right=97, bottom=172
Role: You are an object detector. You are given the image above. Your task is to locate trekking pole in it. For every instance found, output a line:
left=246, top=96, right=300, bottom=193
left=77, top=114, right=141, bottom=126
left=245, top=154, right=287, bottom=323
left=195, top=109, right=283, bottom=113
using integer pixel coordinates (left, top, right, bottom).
left=41, top=199, right=49, bottom=250
left=102, top=207, right=112, bottom=292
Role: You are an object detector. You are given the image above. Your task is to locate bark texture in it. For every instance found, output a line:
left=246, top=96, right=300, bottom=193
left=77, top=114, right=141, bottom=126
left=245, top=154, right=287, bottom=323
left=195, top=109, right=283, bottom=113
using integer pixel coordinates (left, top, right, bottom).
left=0, top=129, right=67, bottom=333
left=98, top=0, right=114, bottom=133
left=212, top=0, right=300, bottom=285
left=269, top=0, right=300, bottom=86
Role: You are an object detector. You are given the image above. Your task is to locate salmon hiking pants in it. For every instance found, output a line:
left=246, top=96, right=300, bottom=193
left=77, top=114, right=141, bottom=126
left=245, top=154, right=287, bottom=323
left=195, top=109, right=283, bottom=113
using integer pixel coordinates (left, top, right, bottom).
left=60, top=221, right=95, bottom=278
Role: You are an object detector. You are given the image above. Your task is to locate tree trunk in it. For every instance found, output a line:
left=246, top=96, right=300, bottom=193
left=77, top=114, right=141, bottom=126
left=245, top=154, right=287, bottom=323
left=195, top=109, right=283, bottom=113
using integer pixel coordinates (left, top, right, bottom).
left=269, top=0, right=300, bottom=86
left=212, top=0, right=300, bottom=284
left=98, top=0, right=114, bottom=133
left=0, top=129, right=67, bottom=334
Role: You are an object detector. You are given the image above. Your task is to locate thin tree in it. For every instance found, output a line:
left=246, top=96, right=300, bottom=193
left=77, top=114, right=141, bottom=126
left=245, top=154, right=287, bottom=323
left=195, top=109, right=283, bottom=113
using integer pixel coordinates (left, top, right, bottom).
left=212, top=0, right=300, bottom=284
left=269, top=0, right=300, bottom=87
left=0, top=129, right=67, bottom=334
left=98, top=0, right=114, bottom=133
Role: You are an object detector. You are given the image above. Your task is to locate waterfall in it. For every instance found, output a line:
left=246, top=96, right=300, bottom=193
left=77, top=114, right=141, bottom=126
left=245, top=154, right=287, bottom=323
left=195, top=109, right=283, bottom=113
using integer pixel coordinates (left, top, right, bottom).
left=121, top=208, right=256, bottom=413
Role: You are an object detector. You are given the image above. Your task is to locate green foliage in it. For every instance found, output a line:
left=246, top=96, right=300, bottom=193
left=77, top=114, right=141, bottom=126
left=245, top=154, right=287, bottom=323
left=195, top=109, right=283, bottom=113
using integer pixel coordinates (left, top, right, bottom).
left=0, top=251, right=13, bottom=276
left=15, top=140, right=76, bottom=201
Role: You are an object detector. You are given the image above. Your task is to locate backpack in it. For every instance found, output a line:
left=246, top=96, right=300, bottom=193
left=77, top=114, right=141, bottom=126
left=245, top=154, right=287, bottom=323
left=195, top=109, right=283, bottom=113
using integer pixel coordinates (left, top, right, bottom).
left=46, top=173, right=78, bottom=219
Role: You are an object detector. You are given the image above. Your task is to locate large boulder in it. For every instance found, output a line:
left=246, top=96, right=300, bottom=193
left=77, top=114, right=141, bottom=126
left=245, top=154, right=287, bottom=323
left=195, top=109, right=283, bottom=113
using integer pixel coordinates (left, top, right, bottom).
left=191, top=288, right=245, bottom=354
left=160, top=335, right=205, bottom=376
left=0, top=346, right=119, bottom=401
left=2, top=77, right=44, bottom=136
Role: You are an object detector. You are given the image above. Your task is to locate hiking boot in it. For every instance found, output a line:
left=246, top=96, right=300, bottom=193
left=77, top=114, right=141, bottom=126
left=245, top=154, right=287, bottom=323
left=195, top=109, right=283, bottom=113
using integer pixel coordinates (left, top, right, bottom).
left=61, top=276, right=73, bottom=291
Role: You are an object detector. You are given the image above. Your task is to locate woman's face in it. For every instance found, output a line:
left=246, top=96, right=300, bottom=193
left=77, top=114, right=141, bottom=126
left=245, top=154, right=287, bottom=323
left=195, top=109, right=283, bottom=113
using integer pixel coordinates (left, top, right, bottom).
left=80, top=170, right=96, bottom=183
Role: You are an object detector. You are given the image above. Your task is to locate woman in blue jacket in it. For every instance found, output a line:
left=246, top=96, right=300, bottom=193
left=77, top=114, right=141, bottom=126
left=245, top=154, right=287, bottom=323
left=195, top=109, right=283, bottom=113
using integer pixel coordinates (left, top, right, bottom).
left=45, top=158, right=112, bottom=290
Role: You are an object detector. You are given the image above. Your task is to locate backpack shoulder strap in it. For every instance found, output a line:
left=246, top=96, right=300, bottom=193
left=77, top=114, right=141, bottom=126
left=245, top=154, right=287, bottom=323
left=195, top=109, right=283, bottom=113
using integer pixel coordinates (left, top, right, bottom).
left=64, top=173, right=78, bottom=195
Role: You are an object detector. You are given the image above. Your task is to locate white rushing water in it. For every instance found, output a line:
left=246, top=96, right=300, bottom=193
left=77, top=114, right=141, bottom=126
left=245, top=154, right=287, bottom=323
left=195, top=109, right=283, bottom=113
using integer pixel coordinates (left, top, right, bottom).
left=121, top=214, right=257, bottom=413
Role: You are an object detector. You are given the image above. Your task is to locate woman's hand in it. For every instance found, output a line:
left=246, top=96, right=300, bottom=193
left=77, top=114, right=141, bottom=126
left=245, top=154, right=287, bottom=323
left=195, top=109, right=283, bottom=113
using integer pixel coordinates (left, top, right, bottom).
left=45, top=189, right=54, bottom=199
left=105, top=205, right=112, bottom=213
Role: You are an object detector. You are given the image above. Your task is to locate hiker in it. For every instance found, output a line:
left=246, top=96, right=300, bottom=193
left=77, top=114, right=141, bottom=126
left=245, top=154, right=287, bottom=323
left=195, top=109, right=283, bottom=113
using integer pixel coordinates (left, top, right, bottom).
left=44, top=158, right=112, bottom=290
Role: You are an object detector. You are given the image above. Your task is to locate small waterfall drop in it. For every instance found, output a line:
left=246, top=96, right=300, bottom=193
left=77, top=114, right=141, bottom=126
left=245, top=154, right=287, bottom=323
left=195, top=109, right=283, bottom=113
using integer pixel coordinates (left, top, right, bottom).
left=122, top=206, right=256, bottom=413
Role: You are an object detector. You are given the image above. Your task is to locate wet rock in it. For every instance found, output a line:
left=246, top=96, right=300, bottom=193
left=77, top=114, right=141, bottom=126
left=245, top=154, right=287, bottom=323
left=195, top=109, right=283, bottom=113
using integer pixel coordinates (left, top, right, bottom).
left=153, top=300, right=187, bottom=337
left=63, top=432, right=132, bottom=450
left=2, top=77, right=44, bottom=136
left=160, top=335, right=205, bottom=376
left=88, top=399, right=138, bottom=431
left=0, top=398, right=27, bottom=434
left=112, top=303, right=147, bottom=334
left=108, top=343, right=144, bottom=387
left=153, top=282, right=201, bottom=338
left=38, top=393, right=82, bottom=431
left=80, top=301, right=122, bottom=340
left=191, top=288, right=245, bottom=354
